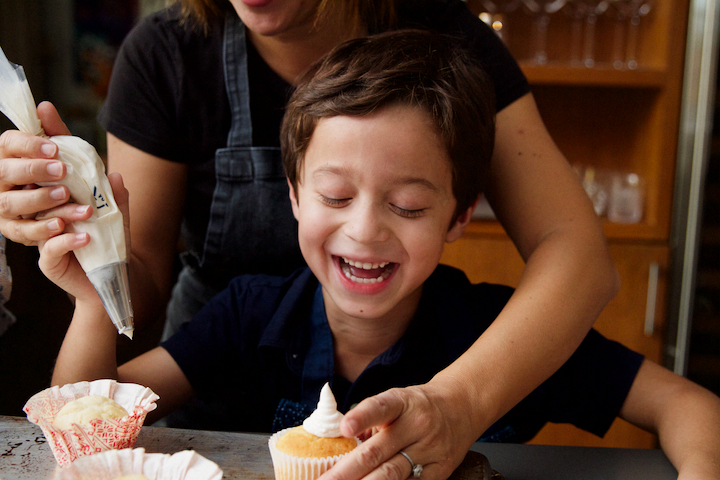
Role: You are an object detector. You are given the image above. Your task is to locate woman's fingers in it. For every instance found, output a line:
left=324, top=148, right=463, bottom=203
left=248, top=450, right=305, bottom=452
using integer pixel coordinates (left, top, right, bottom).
left=2, top=217, right=65, bottom=246
left=35, top=203, right=93, bottom=222
left=0, top=177, right=68, bottom=212
left=0, top=130, right=58, bottom=161
left=342, top=388, right=408, bottom=438
left=0, top=101, right=71, bottom=244
left=0, top=135, right=71, bottom=244
left=36, top=101, right=71, bottom=137
left=321, top=386, right=476, bottom=480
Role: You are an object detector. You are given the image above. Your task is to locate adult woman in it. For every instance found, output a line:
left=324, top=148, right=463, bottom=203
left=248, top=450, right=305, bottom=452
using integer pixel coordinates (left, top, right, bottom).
left=0, top=1, right=618, bottom=479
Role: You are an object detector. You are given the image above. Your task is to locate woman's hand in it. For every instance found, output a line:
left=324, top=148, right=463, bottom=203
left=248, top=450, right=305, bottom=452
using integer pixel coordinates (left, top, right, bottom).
left=320, top=382, right=481, bottom=480
left=0, top=101, right=92, bottom=245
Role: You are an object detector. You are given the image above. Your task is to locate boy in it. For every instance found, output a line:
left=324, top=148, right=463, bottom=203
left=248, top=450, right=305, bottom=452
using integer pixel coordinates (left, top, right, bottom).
left=40, top=30, right=720, bottom=479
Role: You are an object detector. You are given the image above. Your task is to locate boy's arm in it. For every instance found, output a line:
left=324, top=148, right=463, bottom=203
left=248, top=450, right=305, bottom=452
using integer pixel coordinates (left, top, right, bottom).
left=51, top=299, right=194, bottom=423
left=42, top=172, right=194, bottom=423
left=51, top=300, right=121, bottom=386
left=620, top=359, right=720, bottom=479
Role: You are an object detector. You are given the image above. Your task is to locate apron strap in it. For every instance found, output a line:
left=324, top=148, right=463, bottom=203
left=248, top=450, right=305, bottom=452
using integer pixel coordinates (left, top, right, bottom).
left=223, top=13, right=253, bottom=148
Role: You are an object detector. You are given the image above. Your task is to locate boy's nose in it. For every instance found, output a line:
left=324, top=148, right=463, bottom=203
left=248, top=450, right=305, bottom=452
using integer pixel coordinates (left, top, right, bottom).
left=345, top=203, right=390, bottom=244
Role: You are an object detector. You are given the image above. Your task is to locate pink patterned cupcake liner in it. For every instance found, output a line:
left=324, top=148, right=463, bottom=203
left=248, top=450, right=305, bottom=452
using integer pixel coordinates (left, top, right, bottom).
left=24, top=379, right=159, bottom=467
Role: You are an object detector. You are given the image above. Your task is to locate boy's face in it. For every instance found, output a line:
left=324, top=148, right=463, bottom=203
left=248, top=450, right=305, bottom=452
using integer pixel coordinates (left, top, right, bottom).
left=289, top=104, right=472, bottom=322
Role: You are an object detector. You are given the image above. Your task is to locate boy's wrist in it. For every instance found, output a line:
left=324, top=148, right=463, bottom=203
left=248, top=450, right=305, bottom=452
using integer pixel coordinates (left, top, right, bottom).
left=73, top=298, right=113, bottom=326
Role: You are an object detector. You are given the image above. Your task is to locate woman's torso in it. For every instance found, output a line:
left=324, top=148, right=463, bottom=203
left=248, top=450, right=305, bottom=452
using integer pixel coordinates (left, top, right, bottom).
left=98, top=0, right=529, bottom=283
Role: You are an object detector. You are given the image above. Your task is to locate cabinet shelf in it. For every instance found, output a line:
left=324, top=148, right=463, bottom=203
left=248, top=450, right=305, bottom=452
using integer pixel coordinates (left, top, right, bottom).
left=465, top=219, right=667, bottom=242
left=520, top=63, right=667, bottom=88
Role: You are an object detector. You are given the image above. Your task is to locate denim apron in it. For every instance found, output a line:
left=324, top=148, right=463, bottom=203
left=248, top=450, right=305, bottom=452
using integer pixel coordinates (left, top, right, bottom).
left=162, top=14, right=303, bottom=341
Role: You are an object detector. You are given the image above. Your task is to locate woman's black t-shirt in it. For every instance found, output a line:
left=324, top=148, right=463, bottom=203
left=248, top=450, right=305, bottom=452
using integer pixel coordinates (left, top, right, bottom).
left=97, top=0, right=530, bottom=256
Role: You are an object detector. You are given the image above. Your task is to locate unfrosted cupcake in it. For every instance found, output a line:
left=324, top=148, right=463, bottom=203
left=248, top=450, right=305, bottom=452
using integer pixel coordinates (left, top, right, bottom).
left=52, top=447, right=223, bottom=480
left=24, top=379, right=159, bottom=467
left=53, top=395, right=129, bottom=430
left=269, top=383, right=359, bottom=480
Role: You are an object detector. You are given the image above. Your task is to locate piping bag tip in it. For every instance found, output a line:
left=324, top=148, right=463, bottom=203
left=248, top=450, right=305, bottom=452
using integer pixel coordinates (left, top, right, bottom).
left=87, top=261, right=135, bottom=339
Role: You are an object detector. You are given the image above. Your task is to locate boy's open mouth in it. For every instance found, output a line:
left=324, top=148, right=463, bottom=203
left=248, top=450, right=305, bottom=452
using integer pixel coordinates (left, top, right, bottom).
left=339, top=256, right=395, bottom=284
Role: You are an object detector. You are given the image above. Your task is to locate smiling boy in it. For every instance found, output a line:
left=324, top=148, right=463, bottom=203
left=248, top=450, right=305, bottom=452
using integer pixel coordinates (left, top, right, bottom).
left=41, top=30, right=720, bottom=479
left=289, top=105, right=477, bottom=382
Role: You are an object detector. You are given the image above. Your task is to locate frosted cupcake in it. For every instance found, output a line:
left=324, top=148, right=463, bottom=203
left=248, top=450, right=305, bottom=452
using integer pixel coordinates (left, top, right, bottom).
left=23, top=379, right=159, bottom=467
left=269, top=383, right=359, bottom=480
left=52, top=447, right=223, bottom=480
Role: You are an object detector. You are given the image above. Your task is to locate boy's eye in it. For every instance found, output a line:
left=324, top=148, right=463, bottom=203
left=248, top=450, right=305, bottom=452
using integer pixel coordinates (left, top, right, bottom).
left=320, top=195, right=350, bottom=207
left=390, top=204, right=426, bottom=218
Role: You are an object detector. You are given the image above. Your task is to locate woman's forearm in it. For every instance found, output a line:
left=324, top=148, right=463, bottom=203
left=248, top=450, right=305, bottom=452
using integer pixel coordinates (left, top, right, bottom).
left=439, top=91, right=621, bottom=435
left=433, top=223, right=618, bottom=437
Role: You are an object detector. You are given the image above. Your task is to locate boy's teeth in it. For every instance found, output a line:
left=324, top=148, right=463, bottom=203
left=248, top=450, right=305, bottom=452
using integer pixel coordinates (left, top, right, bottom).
left=341, top=257, right=388, bottom=269
left=340, top=257, right=394, bottom=284
left=344, top=271, right=386, bottom=284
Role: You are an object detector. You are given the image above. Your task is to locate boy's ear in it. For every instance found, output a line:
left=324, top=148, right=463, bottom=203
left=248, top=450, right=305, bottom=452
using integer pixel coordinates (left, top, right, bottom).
left=445, top=196, right=480, bottom=243
left=288, top=178, right=300, bottom=221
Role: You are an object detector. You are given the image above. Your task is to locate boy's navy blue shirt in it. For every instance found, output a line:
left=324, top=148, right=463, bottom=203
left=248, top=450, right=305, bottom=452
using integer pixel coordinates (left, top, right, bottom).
left=161, top=265, right=643, bottom=441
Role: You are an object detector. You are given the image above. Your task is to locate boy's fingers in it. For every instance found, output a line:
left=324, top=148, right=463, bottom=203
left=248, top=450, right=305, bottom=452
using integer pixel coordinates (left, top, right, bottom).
left=107, top=172, right=131, bottom=253
left=107, top=172, right=129, bottom=211
left=38, top=232, right=89, bottom=272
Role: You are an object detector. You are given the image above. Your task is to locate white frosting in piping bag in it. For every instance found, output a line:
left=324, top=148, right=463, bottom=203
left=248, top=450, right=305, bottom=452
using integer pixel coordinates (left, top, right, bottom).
left=42, top=135, right=126, bottom=271
left=303, top=383, right=344, bottom=438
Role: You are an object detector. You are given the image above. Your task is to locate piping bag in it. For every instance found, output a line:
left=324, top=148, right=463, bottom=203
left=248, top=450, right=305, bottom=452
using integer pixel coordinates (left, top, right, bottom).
left=0, top=48, right=134, bottom=339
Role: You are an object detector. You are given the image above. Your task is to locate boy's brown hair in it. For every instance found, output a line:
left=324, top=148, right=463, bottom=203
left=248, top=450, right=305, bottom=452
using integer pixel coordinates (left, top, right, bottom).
left=281, top=29, right=496, bottom=223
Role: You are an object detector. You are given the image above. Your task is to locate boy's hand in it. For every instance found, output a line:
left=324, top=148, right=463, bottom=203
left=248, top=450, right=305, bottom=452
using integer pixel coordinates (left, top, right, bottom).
left=321, top=383, right=481, bottom=480
left=38, top=227, right=96, bottom=301
left=38, top=172, right=130, bottom=304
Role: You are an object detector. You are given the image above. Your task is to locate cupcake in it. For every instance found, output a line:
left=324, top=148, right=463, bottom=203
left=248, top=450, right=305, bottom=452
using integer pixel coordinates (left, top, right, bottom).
left=52, top=447, right=223, bottom=480
left=269, top=383, right=359, bottom=480
left=23, top=379, right=159, bottom=467
left=53, top=395, right=129, bottom=430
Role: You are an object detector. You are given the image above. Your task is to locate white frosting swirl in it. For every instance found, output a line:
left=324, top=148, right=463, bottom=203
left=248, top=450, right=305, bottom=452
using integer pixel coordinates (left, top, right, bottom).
left=303, top=383, right=344, bottom=438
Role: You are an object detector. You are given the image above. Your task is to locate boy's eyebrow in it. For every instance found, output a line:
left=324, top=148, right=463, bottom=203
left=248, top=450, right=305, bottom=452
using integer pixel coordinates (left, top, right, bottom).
left=390, top=176, right=440, bottom=192
left=312, top=166, right=441, bottom=192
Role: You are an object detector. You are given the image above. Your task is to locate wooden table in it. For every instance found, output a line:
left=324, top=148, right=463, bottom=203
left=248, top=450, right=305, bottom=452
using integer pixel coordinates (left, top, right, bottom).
left=0, top=415, right=677, bottom=479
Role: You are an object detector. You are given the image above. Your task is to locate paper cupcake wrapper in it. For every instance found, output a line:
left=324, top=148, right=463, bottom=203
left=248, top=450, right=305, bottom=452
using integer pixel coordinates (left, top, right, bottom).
left=52, top=447, right=223, bottom=480
left=23, top=379, right=159, bottom=467
left=268, top=428, right=359, bottom=480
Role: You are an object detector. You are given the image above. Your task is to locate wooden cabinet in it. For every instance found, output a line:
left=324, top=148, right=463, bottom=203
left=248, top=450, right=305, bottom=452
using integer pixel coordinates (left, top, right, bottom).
left=444, top=0, right=692, bottom=448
